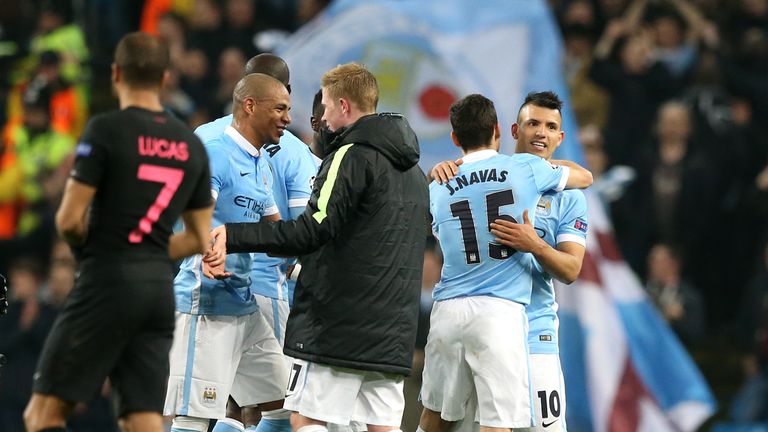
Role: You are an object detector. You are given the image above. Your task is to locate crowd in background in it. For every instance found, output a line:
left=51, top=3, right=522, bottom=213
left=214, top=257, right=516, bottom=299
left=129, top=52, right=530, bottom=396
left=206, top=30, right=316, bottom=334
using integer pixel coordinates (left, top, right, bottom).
left=0, top=0, right=767, bottom=430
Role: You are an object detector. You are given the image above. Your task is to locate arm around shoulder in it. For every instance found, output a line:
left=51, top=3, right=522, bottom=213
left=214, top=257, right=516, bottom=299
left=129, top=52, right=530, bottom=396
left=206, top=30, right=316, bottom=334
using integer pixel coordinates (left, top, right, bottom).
left=552, top=159, right=593, bottom=189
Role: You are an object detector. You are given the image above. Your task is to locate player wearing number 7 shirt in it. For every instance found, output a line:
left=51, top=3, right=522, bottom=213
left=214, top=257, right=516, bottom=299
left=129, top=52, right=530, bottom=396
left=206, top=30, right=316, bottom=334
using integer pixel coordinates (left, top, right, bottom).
left=24, top=32, right=214, bottom=432
left=419, top=94, right=591, bottom=432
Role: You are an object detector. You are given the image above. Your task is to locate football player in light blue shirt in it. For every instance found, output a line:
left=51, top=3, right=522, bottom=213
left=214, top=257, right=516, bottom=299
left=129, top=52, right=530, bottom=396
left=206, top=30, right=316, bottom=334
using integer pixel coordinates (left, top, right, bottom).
left=420, top=94, right=592, bottom=432
left=195, top=54, right=315, bottom=432
left=166, top=74, right=290, bottom=432
left=430, top=91, right=590, bottom=432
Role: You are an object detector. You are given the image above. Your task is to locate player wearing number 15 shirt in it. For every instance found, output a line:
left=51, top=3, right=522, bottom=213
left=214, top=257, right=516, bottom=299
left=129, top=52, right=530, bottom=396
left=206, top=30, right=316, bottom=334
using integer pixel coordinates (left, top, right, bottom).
left=420, top=94, right=591, bottom=431
left=25, top=33, right=213, bottom=432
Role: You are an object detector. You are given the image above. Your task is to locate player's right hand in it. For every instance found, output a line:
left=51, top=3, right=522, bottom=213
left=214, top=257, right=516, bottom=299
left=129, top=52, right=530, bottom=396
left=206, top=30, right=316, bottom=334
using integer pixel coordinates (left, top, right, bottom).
left=203, top=226, right=227, bottom=267
left=430, top=159, right=463, bottom=184
left=202, top=226, right=231, bottom=279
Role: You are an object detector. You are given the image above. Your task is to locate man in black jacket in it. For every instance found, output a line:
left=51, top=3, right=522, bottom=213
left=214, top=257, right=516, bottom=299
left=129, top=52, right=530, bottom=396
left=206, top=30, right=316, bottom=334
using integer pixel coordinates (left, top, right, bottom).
left=206, top=63, right=429, bottom=432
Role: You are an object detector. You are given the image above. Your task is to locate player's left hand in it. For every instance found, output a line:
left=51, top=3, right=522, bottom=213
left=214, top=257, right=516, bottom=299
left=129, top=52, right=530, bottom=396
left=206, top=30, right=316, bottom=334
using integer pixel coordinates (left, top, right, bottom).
left=490, top=210, right=542, bottom=253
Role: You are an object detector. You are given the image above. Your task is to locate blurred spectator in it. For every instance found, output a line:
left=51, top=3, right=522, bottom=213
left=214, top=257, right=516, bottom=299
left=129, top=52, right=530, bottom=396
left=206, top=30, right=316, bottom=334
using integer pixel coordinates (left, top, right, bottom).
left=208, top=46, right=247, bottom=118
left=0, top=257, right=57, bottom=432
left=581, top=124, right=636, bottom=205
left=223, top=0, right=261, bottom=58
left=187, top=0, right=227, bottom=71
left=590, top=19, right=681, bottom=166
left=42, top=257, right=74, bottom=308
left=161, top=67, right=196, bottom=122
left=28, top=1, right=89, bottom=87
left=157, top=12, right=187, bottom=69
left=738, top=240, right=768, bottom=353
left=7, top=50, right=87, bottom=139
left=612, top=101, right=716, bottom=278
left=645, top=243, right=705, bottom=345
left=722, top=25, right=768, bottom=128
left=179, top=48, right=214, bottom=110
left=644, top=0, right=714, bottom=77
left=728, top=241, right=768, bottom=425
left=563, top=23, right=610, bottom=129
left=1, top=86, right=74, bottom=238
left=48, top=237, right=73, bottom=266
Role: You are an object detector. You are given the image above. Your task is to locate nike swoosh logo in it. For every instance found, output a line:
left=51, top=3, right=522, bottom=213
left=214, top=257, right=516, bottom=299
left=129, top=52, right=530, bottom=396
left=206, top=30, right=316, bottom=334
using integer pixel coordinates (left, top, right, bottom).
left=240, top=171, right=250, bottom=177
left=542, top=419, right=559, bottom=428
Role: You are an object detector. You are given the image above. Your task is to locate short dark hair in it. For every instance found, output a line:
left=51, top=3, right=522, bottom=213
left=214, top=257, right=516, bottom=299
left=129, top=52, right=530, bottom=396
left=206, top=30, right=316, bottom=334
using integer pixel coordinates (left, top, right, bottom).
left=518, top=91, right=563, bottom=118
left=114, top=32, right=169, bottom=88
left=245, top=53, right=290, bottom=89
left=449, top=94, right=497, bottom=151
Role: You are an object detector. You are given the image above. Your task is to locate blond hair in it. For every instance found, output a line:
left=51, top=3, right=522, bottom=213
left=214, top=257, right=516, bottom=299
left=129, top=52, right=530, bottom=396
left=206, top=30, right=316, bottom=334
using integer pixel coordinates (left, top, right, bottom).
left=320, top=63, right=379, bottom=113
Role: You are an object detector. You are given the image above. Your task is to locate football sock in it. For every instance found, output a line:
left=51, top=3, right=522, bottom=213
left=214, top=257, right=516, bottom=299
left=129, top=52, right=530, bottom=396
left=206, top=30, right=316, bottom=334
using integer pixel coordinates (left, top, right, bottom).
left=213, top=417, right=246, bottom=432
left=253, top=409, right=291, bottom=432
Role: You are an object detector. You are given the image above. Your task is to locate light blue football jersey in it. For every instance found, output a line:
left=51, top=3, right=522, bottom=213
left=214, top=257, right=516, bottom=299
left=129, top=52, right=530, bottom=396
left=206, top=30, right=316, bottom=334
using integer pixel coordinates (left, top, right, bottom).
left=196, top=115, right=317, bottom=304
left=430, top=150, right=570, bottom=304
left=175, top=126, right=277, bottom=316
left=527, top=189, right=588, bottom=354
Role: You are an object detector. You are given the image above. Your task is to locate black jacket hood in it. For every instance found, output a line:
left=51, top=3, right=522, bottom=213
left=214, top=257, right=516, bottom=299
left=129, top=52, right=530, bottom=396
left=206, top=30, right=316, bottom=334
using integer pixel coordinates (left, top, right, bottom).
left=328, top=113, right=420, bottom=171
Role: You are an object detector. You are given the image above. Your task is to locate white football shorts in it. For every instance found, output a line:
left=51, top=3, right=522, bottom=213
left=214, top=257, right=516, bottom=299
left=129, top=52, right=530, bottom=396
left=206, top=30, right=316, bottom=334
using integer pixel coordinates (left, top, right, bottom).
left=163, top=311, right=289, bottom=419
left=421, top=296, right=534, bottom=428
left=284, top=358, right=404, bottom=427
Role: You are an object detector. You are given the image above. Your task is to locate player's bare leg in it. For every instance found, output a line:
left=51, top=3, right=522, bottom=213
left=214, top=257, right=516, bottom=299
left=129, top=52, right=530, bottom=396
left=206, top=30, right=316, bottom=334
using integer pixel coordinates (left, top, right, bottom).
left=118, top=412, right=164, bottom=432
left=23, top=393, right=74, bottom=432
left=367, top=424, right=403, bottom=432
left=291, top=412, right=326, bottom=432
left=418, top=407, right=453, bottom=432
left=242, top=405, right=262, bottom=427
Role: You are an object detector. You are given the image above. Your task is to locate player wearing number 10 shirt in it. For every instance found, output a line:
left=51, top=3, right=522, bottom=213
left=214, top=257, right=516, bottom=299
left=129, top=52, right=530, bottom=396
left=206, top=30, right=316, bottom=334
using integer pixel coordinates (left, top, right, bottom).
left=420, top=94, right=591, bottom=431
left=25, top=33, right=213, bottom=432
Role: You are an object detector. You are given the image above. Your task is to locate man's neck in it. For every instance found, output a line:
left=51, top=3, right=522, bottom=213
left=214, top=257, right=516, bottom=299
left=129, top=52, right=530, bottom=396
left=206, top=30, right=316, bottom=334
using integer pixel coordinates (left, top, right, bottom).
left=117, top=87, right=163, bottom=112
left=230, top=118, right=264, bottom=151
left=462, top=145, right=497, bottom=157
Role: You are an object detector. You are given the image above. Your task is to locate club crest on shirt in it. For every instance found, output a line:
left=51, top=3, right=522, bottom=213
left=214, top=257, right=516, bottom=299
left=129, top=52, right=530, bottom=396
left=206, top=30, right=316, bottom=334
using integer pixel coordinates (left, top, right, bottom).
left=202, top=387, right=217, bottom=406
left=536, top=196, right=552, bottom=216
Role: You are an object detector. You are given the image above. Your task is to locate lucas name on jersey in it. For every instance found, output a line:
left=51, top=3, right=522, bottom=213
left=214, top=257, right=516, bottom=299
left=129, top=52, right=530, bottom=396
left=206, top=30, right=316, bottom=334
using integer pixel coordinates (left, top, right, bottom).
left=443, top=168, right=509, bottom=196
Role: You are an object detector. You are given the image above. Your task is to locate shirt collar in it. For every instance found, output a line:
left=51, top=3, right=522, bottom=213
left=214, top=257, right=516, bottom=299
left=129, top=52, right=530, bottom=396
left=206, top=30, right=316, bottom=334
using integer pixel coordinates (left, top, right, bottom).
left=225, top=125, right=260, bottom=157
left=462, top=149, right=498, bottom=164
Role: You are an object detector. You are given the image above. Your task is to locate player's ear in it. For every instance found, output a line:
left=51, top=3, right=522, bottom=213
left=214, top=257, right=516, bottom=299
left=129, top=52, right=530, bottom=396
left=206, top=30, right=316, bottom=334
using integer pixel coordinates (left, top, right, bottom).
left=244, top=97, right=256, bottom=115
left=450, top=131, right=461, bottom=148
left=111, top=63, right=119, bottom=84
left=494, top=123, right=501, bottom=140
left=511, top=122, right=519, bottom=139
left=339, top=98, right=350, bottom=115
left=161, top=69, right=171, bottom=88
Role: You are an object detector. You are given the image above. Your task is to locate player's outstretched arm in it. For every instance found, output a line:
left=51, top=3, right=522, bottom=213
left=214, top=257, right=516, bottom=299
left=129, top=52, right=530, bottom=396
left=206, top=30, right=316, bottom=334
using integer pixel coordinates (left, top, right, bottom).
left=551, top=159, right=593, bottom=189
left=169, top=205, right=214, bottom=261
left=56, top=178, right=97, bottom=246
left=224, top=146, right=369, bottom=256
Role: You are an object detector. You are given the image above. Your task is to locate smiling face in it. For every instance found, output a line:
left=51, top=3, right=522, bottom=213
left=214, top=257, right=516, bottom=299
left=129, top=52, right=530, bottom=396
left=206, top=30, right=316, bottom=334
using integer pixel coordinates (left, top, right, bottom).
left=250, top=86, right=291, bottom=145
left=512, top=104, right=564, bottom=160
